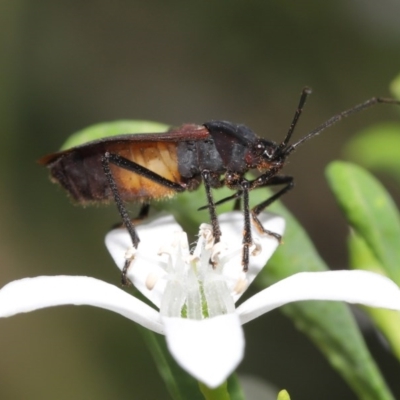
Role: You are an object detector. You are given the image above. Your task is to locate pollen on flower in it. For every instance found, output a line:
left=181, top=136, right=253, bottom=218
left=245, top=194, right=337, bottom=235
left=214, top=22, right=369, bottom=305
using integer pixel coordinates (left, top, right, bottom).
left=210, top=242, right=229, bottom=266
left=145, top=272, right=159, bottom=290
left=233, top=274, right=249, bottom=295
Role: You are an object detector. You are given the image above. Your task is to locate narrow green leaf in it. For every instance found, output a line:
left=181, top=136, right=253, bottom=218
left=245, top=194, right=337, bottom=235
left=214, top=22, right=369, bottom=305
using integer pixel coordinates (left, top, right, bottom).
left=343, top=122, right=400, bottom=184
left=60, top=120, right=170, bottom=149
left=348, top=231, right=400, bottom=361
left=326, top=161, right=400, bottom=285
left=226, top=374, right=246, bottom=400
left=256, top=200, right=395, bottom=400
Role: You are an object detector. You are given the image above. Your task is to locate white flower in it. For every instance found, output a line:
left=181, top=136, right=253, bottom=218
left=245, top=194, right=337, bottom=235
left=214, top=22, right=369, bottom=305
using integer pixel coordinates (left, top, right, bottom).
left=1, top=212, right=400, bottom=389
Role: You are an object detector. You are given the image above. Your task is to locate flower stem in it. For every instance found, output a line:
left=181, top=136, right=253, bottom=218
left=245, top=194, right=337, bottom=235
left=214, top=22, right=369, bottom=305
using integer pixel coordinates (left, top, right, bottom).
left=198, top=381, right=231, bottom=400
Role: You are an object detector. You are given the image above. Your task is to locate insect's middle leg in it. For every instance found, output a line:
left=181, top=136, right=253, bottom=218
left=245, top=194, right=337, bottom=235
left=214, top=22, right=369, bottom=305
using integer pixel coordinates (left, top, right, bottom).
left=201, top=170, right=222, bottom=243
left=241, top=179, right=252, bottom=272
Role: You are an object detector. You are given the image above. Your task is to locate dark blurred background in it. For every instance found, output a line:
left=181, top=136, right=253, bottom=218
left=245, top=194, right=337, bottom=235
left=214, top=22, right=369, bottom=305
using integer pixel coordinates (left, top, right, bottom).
left=1, top=1, right=400, bottom=399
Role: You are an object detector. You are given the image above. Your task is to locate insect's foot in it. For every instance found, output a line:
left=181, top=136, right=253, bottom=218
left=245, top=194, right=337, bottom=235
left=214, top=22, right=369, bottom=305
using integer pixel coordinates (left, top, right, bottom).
left=121, top=246, right=137, bottom=286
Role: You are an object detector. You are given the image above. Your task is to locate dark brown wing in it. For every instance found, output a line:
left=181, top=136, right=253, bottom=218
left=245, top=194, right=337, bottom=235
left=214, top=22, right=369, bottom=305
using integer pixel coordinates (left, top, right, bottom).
left=38, top=124, right=210, bottom=204
left=38, top=124, right=209, bottom=165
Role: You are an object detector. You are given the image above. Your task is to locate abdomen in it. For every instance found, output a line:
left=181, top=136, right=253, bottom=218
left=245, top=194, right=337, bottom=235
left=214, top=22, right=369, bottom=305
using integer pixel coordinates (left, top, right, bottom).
left=44, top=140, right=183, bottom=204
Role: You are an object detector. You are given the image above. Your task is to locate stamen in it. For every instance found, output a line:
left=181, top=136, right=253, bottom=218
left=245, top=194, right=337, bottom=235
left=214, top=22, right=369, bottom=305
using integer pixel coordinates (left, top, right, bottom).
left=233, top=274, right=249, bottom=295
left=187, top=254, right=200, bottom=264
left=179, top=232, right=189, bottom=249
left=157, top=244, right=174, bottom=256
left=199, top=223, right=214, bottom=249
left=145, top=272, right=159, bottom=290
left=210, top=242, right=229, bottom=266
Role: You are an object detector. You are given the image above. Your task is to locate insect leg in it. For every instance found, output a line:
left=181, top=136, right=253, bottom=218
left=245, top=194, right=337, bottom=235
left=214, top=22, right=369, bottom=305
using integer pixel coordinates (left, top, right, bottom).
left=240, top=176, right=292, bottom=271
left=197, top=190, right=243, bottom=211
left=103, top=152, right=185, bottom=285
left=201, top=170, right=222, bottom=243
left=102, top=154, right=140, bottom=286
left=137, top=203, right=150, bottom=220
left=241, top=179, right=252, bottom=272
left=102, top=153, right=140, bottom=249
left=250, top=175, right=294, bottom=240
left=106, top=153, right=186, bottom=192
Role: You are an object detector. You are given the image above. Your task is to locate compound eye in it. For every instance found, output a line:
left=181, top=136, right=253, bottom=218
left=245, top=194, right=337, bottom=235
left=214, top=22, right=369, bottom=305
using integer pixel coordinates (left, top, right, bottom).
left=255, top=142, right=265, bottom=155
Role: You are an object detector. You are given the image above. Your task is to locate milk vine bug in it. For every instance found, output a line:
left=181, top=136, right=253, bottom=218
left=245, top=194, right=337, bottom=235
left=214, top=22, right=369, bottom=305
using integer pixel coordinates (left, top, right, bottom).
left=40, top=88, right=400, bottom=283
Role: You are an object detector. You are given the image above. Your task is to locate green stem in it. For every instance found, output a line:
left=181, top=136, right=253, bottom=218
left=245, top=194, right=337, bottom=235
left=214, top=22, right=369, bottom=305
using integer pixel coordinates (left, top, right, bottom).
left=198, top=381, right=231, bottom=400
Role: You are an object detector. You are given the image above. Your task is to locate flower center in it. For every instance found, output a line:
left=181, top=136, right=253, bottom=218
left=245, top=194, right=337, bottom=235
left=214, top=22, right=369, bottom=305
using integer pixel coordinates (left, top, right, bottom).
left=159, top=225, right=235, bottom=319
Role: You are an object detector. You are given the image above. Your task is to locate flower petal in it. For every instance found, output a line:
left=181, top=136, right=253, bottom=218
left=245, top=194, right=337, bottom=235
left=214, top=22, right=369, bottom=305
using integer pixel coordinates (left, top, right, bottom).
left=237, top=270, right=400, bottom=325
left=218, top=212, right=285, bottom=302
left=105, top=211, right=285, bottom=307
left=0, top=276, right=164, bottom=334
left=162, top=314, right=244, bottom=388
left=105, top=214, right=183, bottom=308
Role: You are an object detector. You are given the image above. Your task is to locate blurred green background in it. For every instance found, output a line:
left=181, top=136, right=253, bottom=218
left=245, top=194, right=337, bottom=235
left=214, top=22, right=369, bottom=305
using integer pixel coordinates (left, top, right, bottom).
left=1, top=1, right=400, bottom=399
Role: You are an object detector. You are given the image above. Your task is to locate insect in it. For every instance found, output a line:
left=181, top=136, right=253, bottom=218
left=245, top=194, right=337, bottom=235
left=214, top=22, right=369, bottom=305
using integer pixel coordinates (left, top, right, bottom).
left=39, top=88, right=400, bottom=284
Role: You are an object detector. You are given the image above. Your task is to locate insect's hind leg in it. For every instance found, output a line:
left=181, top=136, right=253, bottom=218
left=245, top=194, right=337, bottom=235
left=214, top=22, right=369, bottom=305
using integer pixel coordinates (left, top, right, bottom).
left=103, top=152, right=186, bottom=285
left=102, top=153, right=140, bottom=249
left=102, top=154, right=142, bottom=286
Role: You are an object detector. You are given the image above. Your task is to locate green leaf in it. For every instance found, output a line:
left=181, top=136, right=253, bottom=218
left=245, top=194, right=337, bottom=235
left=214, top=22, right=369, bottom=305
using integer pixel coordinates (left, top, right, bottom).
left=343, top=122, right=400, bottom=184
left=348, top=231, right=400, bottom=361
left=256, top=199, right=395, bottom=400
left=226, top=375, right=246, bottom=400
left=60, top=120, right=170, bottom=149
left=326, top=161, right=400, bottom=285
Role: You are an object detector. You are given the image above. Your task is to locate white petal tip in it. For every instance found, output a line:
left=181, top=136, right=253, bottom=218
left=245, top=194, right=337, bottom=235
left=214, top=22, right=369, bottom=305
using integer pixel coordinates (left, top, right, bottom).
left=162, top=314, right=244, bottom=388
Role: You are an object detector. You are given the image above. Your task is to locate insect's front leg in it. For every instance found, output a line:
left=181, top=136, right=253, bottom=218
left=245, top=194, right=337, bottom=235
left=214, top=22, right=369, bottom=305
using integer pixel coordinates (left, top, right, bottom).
left=249, top=174, right=294, bottom=241
left=224, top=172, right=252, bottom=272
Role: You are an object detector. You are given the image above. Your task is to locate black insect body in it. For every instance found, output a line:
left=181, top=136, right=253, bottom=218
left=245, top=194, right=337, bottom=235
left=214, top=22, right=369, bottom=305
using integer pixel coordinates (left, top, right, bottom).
left=40, top=88, right=400, bottom=283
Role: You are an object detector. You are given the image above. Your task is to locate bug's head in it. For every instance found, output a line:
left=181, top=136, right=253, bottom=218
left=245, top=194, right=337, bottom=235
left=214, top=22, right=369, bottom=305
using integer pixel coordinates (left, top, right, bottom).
left=245, top=138, right=286, bottom=170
